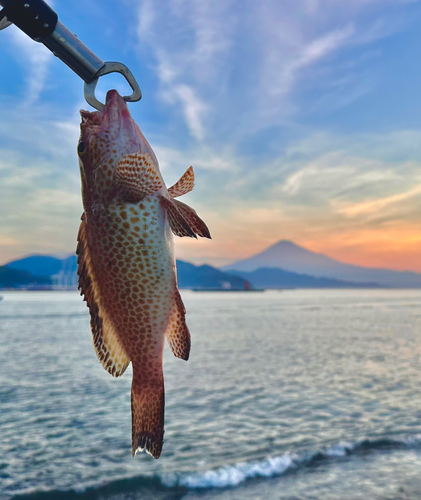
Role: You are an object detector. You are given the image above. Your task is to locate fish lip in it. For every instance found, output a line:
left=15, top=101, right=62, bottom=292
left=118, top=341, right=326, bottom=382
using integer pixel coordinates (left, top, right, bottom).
left=101, top=89, right=142, bottom=147
left=80, top=90, right=129, bottom=129
left=102, top=90, right=131, bottom=128
left=80, top=89, right=152, bottom=160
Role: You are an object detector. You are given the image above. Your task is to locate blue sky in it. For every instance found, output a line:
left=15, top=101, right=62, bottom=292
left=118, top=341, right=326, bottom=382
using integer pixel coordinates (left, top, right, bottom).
left=1, top=0, right=421, bottom=270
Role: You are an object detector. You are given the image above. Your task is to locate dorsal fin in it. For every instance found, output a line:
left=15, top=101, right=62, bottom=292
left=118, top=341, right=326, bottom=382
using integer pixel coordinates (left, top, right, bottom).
left=115, top=152, right=164, bottom=199
left=165, top=288, right=191, bottom=360
left=168, top=166, right=195, bottom=198
left=77, top=213, right=130, bottom=377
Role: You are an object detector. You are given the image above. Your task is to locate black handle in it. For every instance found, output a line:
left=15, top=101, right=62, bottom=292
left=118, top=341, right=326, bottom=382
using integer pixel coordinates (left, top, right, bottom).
left=0, top=0, right=142, bottom=108
left=0, top=0, right=57, bottom=39
left=0, top=0, right=105, bottom=82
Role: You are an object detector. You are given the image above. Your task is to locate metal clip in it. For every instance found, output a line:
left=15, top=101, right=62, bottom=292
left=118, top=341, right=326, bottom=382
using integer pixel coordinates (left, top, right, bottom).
left=84, top=62, right=142, bottom=111
left=0, top=16, right=11, bottom=30
left=0, top=9, right=11, bottom=30
left=0, top=0, right=142, bottom=111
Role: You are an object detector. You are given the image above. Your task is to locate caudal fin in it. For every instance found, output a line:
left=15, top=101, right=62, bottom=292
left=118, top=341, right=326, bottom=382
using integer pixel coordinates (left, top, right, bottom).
left=131, top=375, right=165, bottom=459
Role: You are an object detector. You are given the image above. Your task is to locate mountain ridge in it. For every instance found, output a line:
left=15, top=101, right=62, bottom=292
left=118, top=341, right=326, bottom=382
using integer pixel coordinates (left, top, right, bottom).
left=0, top=266, right=51, bottom=289
left=223, top=240, right=421, bottom=288
left=4, top=254, right=248, bottom=290
left=229, top=266, right=382, bottom=289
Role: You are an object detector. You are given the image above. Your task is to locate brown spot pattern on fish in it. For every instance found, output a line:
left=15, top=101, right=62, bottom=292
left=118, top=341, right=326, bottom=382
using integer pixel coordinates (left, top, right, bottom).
left=76, top=213, right=130, bottom=377
left=165, top=289, right=191, bottom=360
left=131, top=370, right=165, bottom=458
left=116, top=153, right=164, bottom=199
left=76, top=89, right=211, bottom=459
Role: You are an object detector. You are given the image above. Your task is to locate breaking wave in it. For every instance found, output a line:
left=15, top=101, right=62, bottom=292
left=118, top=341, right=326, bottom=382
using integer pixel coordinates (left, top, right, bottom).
left=10, top=435, right=421, bottom=500
left=162, top=434, right=421, bottom=489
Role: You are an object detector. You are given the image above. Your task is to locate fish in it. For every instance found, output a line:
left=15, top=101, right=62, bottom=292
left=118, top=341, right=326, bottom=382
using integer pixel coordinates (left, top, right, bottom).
left=76, top=89, right=211, bottom=458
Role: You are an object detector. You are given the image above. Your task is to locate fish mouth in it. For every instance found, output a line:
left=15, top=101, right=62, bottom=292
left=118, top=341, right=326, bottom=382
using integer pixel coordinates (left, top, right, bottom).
left=102, top=89, right=131, bottom=128
left=80, top=108, right=101, bottom=126
left=80, top=90, right=131, bottom=131
left=80, top=89, right=155, bottom=161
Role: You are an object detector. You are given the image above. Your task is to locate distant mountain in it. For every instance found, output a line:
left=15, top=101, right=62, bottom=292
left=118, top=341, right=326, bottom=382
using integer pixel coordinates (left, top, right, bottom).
left=6, top=255, right=247, bottom=290
left=229, top=267, right=381, bottom=289
left=0, top=266, right=51, bottom=289
left=177, top=261, right=247, bottom=290
left=7, top=255, right=77, bottom=277
left=6, top=255, right=78, bottom=289
left=223, top=240, right=421, bottom=288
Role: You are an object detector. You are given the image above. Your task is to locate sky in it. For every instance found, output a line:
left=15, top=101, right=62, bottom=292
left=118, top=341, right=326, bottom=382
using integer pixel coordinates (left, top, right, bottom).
left=1, top=0, right=421, bottom=270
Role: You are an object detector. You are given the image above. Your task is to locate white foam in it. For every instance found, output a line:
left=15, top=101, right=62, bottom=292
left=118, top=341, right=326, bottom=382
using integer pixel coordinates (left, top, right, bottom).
left=401, top=434, right=421, bottom=446
left=160, top=434, right=421, bottom=490
left=162, top=453, right=296, bottom=489
left=325, top=441, right=354, bottom=457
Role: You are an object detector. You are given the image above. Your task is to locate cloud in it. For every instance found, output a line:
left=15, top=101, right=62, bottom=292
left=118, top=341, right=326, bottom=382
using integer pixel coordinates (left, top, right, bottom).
left=168, top=128, right=421, bottom=268
left=2, top=0, right=421, bottom=272
left=335, top=177, right=421, bottom=220
left=132, top=0, right=416, bottom=149
left=135, top=0, right=232, bottom=141
left=8, top=26, right=53, bottom=105
left=269, top=24, right=355, bottom=96
left=0, top=102, right=82, bottom=264
left=163, top=84, right=208, bottom=141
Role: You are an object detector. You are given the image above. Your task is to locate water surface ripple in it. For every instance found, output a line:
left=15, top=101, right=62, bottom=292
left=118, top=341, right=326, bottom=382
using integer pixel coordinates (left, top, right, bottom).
left=1, top=289, right=421, bottom=499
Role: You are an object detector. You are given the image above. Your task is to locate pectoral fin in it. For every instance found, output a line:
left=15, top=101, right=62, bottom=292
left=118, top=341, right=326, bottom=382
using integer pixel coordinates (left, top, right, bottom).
left=165, top=289, right=191, bottom=360
left=172, top=199, right=211, bottom=239
left=168, top=166, right=195, bottom=198
left=161, top=196, right=197, bottom=238
left=77, top=213, right=130, bottom=377
left=115, top=152, right=163, bottom=199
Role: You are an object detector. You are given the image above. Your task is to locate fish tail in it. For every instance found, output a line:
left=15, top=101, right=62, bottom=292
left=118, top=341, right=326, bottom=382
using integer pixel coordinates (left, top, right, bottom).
left=131, top=369, right=165, bottom=459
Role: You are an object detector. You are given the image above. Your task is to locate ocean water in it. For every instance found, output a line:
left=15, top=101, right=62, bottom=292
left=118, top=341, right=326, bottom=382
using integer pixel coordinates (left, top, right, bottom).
left=1, top=289, right=421, bottom=500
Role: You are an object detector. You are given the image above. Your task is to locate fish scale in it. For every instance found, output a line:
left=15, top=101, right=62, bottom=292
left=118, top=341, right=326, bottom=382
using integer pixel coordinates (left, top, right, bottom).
left=76, top=89, right=211, bottom=458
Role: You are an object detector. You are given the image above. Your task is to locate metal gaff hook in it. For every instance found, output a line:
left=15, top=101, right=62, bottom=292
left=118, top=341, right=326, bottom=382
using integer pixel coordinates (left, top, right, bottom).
left=84, top=62, right=142, bottom=111
left=0, top=0, right=142, bottom=111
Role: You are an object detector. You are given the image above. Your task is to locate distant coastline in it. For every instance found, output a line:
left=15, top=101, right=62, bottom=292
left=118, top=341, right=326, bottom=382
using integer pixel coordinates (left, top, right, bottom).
left=3, top=239, right=421, bottom=290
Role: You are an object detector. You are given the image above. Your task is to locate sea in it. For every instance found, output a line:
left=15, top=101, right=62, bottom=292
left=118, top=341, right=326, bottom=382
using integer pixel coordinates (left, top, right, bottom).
left=1, top=289, right=421, bottom=500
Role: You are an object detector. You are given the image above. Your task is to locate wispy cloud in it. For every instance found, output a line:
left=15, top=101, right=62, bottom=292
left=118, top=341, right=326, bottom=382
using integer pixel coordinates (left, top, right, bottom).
left=267, top=24, right=355, bottom=96
left=0, top=104, right=82, bottom=264
left=336, top=179, right=421, bottom=219
left=133, top=0, right=416, bottom=148
left=8, top=26, right=52, bottom=105
left=170, top=128, right=421, bottom=268
left=162, top=84, right=208, bottom=141
left=136, top=0, right=232, bottom=141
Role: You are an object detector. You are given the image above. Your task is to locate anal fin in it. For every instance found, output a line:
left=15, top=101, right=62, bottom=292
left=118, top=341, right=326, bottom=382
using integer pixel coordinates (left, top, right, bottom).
left=165, top=289, right=191, bottom=360
left=77, top=213, right=130, bottom=377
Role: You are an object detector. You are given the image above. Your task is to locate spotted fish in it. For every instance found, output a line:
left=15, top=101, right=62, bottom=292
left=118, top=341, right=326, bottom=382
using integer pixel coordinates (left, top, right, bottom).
left=76, top=89, right=210, bottom=458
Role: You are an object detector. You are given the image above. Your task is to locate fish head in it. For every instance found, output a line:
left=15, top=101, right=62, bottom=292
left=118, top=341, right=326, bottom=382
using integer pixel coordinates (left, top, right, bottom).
left=78, top=89, right=158, bottom=204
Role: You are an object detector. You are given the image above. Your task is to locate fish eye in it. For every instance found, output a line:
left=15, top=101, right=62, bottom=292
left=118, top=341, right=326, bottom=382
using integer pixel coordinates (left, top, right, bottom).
left=77, top=141, right=86, bottom=156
